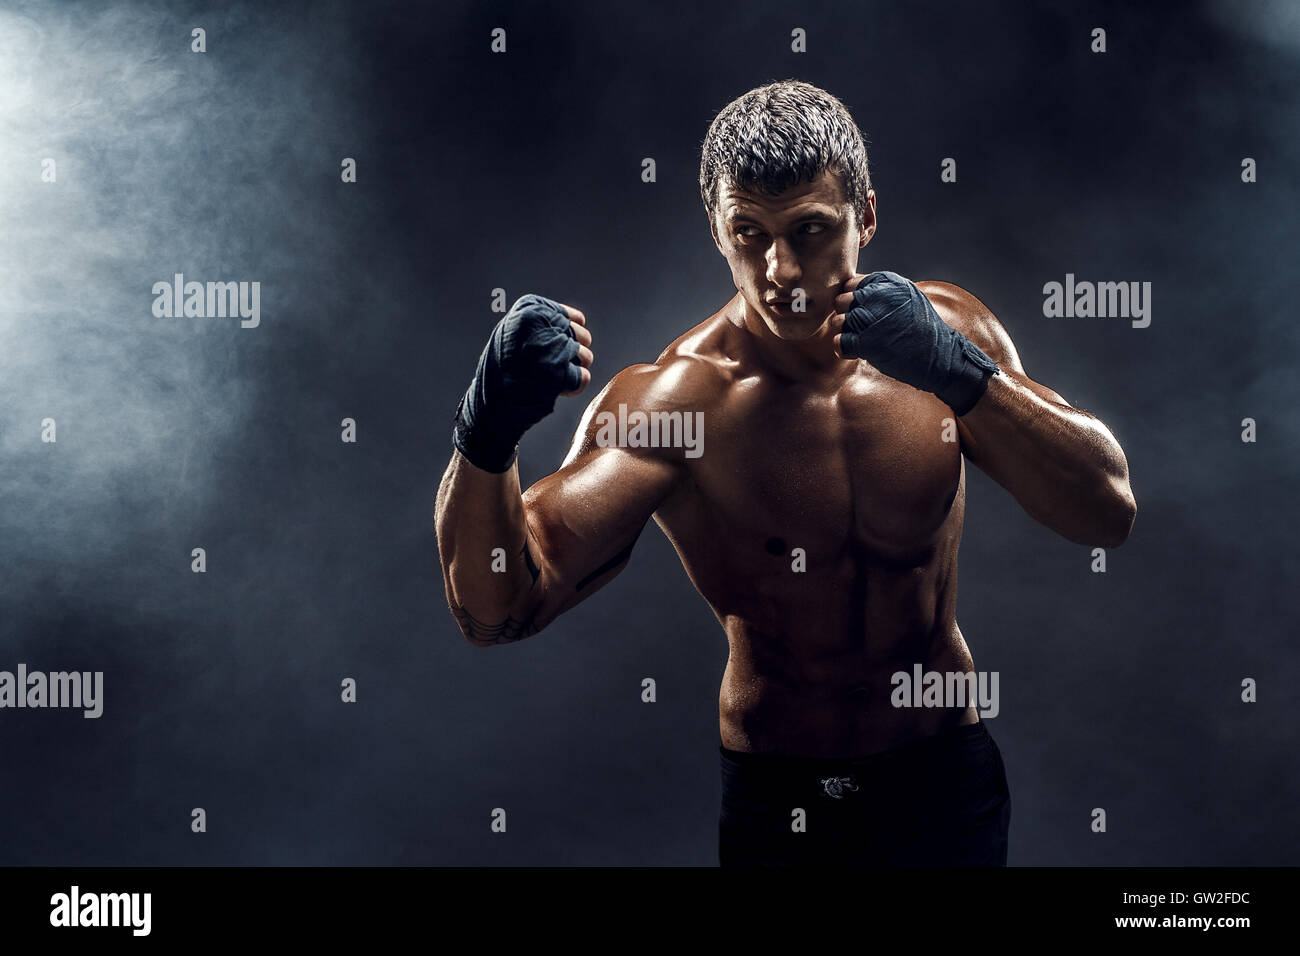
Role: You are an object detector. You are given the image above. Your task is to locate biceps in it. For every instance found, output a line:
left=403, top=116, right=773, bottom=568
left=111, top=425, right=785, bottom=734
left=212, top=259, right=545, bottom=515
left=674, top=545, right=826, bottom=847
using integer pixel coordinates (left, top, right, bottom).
left=522, top=445, right=679, bottom=595
left=1002, top=365, right=1071, bottom=409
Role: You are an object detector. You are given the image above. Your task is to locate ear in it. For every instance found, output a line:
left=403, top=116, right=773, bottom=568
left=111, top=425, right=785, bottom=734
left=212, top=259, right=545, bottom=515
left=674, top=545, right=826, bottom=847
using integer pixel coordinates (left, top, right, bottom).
left=859, top=189, right=877, bottom=247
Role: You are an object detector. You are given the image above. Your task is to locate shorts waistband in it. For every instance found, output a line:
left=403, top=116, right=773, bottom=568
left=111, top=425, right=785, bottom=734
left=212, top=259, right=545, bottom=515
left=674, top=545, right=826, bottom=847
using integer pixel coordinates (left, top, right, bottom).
left=719, top=720, right=989, bottom=775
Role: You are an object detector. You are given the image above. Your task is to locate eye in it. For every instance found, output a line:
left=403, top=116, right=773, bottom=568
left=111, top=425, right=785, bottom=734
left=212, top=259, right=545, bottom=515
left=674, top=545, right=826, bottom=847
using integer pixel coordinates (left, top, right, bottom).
left=736, top=225, right=762, bottom=238
left=801, top=222, right=827, bottom=234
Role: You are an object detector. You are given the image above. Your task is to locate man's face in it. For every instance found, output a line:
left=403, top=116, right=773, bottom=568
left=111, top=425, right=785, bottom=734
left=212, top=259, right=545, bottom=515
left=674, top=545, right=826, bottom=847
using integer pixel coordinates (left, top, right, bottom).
left=710, top=167, right=876, bottom=340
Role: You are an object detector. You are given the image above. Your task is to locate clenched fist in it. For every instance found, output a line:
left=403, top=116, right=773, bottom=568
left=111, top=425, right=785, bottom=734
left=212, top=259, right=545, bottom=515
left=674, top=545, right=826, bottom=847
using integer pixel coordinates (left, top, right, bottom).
left=833, top=271, right=999, bottom=416
left=453, top=294, right=594, bottom=472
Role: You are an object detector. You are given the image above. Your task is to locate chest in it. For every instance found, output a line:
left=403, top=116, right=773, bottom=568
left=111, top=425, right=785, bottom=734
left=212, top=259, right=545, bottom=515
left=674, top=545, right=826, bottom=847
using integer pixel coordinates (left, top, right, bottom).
left=672, top=369, right=964, bottom=567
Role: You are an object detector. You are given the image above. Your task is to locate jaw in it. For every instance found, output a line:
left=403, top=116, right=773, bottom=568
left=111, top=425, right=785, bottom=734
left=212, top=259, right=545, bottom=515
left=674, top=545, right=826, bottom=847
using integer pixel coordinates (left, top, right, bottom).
left=765, top=319, right=827, bottom=341
left=759, top=304, right=834, bottom=341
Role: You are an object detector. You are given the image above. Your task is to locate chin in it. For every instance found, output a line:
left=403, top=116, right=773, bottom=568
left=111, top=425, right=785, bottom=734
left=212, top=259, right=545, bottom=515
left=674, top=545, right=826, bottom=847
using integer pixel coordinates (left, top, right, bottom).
left=766, top=323, right=819, bottom=341
left=766, top=310, right=830, bottom=341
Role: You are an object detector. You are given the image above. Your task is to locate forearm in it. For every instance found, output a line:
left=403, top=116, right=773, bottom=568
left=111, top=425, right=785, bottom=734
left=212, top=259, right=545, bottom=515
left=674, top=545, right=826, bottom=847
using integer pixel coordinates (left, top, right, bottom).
left=435, top=449, right=543, bottom=643
left=959, top=372, right=1136, bottom=547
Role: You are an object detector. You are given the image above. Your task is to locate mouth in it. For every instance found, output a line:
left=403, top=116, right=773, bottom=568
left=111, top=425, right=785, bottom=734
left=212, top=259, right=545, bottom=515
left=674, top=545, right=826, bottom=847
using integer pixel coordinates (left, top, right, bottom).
left=766, top=298, right=813, bottom=314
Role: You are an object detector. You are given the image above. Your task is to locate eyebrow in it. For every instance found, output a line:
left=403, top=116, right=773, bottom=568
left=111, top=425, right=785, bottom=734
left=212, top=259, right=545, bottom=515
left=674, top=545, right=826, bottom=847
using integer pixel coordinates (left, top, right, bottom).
left=724, top=207, right=839, bottom=224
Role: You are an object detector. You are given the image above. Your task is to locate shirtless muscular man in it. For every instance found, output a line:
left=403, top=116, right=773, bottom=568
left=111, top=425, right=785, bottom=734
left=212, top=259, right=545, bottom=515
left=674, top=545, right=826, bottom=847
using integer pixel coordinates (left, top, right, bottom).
left=435, top=79, right=1136, bottom=866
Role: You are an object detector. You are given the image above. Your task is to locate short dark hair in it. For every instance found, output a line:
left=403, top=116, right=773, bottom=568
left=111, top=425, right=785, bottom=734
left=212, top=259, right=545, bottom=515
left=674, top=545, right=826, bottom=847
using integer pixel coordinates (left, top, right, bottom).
left=699, top=79, right=871, bottom=230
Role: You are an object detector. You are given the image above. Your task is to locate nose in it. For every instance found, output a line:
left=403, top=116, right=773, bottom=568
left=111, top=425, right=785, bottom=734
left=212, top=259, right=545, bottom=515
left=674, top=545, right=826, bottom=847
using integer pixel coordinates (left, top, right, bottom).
left=765, top=236, right=802, bottom=289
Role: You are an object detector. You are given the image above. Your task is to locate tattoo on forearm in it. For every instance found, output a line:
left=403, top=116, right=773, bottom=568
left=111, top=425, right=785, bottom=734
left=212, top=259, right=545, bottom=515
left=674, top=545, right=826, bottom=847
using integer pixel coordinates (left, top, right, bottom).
left=451, top=533, right=631, bottom=643
left=450, top=536, right=543, bottom=645
left=451, top=604, right=539, bottom=645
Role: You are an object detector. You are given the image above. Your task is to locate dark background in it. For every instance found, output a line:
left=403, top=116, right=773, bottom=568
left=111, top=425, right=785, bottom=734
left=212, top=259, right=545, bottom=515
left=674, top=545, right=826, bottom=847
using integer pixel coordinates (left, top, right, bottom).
left=0, top=0, right=1295, bottom=865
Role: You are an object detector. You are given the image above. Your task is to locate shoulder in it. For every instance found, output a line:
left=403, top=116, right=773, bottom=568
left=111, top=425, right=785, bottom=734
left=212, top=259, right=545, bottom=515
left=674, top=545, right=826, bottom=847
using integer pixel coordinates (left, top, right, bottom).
left=605, top=313, right=738, bottom=410
left=916, top=279, right=1024, bottom=374
left=917, top=279, right=1073, bottom=406
left=561, top=314, right=735, bottom=465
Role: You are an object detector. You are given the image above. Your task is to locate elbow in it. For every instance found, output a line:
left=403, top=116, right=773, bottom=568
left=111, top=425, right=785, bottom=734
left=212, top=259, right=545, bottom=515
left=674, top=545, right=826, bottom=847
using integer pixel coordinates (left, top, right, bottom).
left=1095, top=483, right=1137, bottom=548
left=1055, top=481, right=1135, bottom=549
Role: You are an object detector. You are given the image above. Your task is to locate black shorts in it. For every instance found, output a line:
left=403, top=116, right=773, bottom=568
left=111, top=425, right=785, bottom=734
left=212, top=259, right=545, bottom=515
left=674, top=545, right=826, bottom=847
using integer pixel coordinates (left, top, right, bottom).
left=718, top=720, right=1011, bottom=866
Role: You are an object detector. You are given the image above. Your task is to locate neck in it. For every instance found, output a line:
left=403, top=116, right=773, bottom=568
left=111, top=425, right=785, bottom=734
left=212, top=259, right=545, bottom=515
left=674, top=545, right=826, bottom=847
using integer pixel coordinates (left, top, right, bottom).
left=730, top=293, right=851, bottom=385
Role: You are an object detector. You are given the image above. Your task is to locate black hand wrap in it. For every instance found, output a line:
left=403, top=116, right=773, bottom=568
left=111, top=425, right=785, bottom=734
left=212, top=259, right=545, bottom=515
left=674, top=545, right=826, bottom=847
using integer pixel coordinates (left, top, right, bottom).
left=453, top=294, right=583, bottom=472
left=840, top=271, right=1000, bottom=416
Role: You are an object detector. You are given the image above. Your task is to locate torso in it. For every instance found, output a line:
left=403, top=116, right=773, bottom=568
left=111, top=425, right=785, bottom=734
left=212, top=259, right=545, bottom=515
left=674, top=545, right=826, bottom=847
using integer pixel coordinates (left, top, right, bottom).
left=653, top=290, right=979, bottom=757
